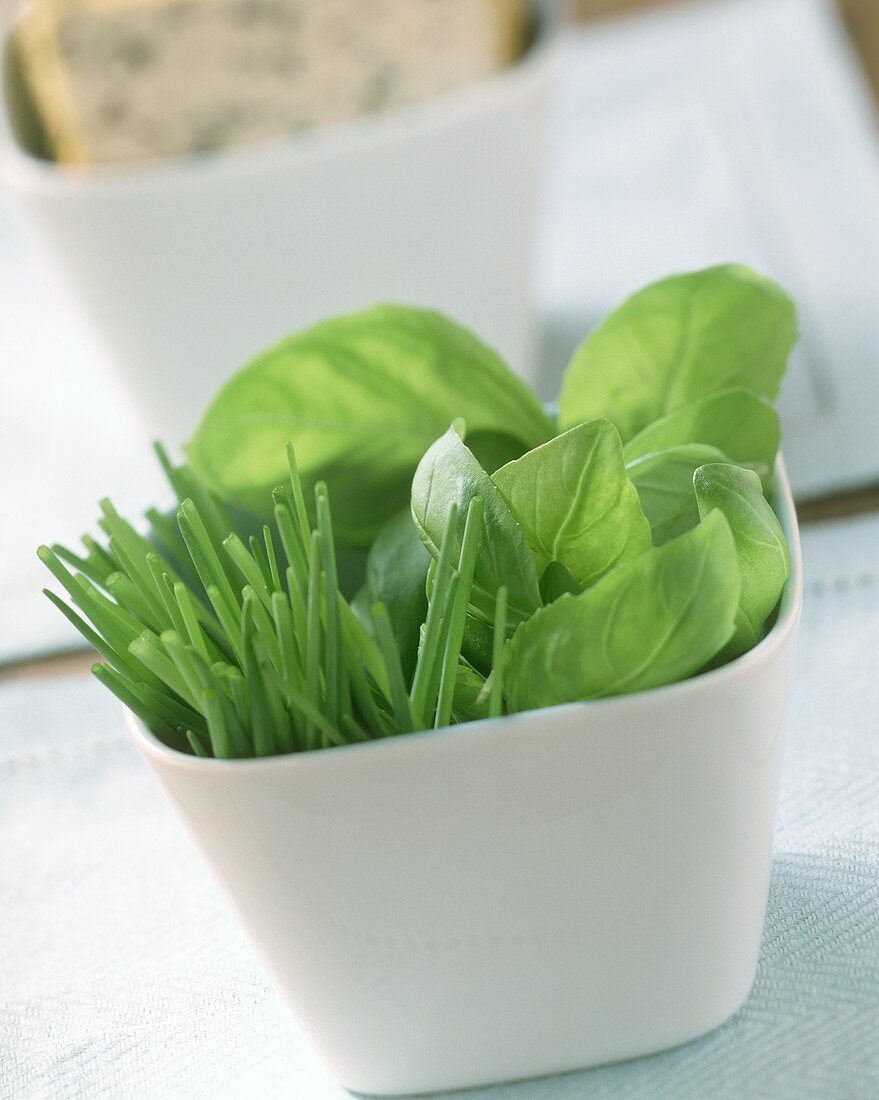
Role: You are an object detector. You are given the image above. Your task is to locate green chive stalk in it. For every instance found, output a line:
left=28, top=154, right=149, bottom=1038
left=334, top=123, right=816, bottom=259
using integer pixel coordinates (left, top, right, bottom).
left=39, top=446, right=509, bottom=758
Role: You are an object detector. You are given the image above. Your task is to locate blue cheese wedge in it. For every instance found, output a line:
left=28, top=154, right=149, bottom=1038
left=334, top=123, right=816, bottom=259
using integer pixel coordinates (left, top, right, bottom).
left=13, top=0, right=527, bottom=164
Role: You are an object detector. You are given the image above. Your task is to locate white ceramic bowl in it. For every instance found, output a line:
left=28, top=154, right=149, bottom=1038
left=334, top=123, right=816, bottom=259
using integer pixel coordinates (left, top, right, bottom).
left=0, top=8, right=559, bottom=444
left=127, top=459, right=802, bottom=1096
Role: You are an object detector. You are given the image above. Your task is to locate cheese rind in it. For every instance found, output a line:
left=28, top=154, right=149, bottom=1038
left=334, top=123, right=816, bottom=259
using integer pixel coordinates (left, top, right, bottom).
left=14, top=0, right=529, bottom=164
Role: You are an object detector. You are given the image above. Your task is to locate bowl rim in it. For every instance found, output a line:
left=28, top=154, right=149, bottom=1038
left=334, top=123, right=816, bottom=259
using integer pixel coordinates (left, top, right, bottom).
left=128, top=453, right=803, bottom=776
left=0, top=1, right=561, bottom=194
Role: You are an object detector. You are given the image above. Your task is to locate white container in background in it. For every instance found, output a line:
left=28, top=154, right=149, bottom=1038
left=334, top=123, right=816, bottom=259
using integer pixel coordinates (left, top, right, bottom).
left=0, top=8, right=559, bottom=444
left=127, top=461, right=802, bottom=1096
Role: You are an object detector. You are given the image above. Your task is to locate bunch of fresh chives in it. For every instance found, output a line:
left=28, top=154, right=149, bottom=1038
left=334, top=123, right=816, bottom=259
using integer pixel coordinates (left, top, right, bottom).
left=38, top=444, right=509, bottom=758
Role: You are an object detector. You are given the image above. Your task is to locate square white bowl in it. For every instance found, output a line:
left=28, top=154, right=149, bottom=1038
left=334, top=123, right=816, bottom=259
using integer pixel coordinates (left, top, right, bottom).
left=0, top=8, right=559, bottom=443
left=126, top=457, right=802, bottom=1095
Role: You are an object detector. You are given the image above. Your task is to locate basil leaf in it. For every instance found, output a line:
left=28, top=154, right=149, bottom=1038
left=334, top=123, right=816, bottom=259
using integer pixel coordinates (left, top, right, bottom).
left=366, top=510, right=431, bottom=683
left=492, top=420, right=651, bottom=589
left=506, top=510, right=740, bottom=711
left=467, top=429, right=532, bottom=475
left=558, top=265, right=796, bottom=441
left=187, top=306, right=554, bottom=546
left=627, top=443, right=728, bottom=546
left=461, top=612, right=495, bottom=676
left=411, top=427, right=541, bottom=624
left=623, top=388, right=780, bottom=488
left=694, top=463, right=790, bottom=658
left=350, top=584, right=376, bottom=637
left=453, top=659, right=490, bottom=722
left=539, top=561, right=581, bottom=604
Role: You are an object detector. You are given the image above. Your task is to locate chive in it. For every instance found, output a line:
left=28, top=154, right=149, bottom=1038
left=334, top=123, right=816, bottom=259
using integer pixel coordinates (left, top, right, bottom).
left=90, top=663, right=178, bottom=746
left=224, top=532, right=272, bottom=610
left=283, top=683, right=346, bottom=747
left=315, top=483, right=343, bottom=727
left=178, top=499, right=240, bottom=617
left=98, top=501, right=168, bottom=622
left=134, top=679, right=207, bottom=736
left=161, top=630, right=212, bottom=706
left=204, top=583, right=244, bottom=665
left=242, top=586, right=282, bottom=672
left=106, top=537, right=169, bottom=627
left=143, top=507, right=186, bottom=567
left=105, top=571, right=163, bottom=630
left=272, top=591, right=303, bottom=695
left=253, top=648, right=294, bottom=754
left=409, top=503, right=459, bottom=720
left=341, top=714, right=370, bottom=743
left=287, top=443, right=312, bottom=560
left=154, top=441, right=234, bottom=550
left=81, top=534, right=119, bottom=579
left=435, top=497, right=483, bottom=730
left=203, top=689, right=236, bottom=758
left=129, top=631, right=197, bottom=709
left=339, top=596, right=390, bottom=701
left=172, top=581, right=211, bottom=662
left=286, top=565, right=308, bottom=668
left=424, top=573, right=458, bottom=726
left=274, top=498, right=310, bottom=585
left=45, top=559, right=145, bottom=663
left=371, top=602, right=414, bottom=734
left=52, top=542, right=113, bottom=587
left=42, top=589, right=148, bottom=686
left=146, top=555, right=189, bottom=639
left=223, top=666, right=250, bottom=734
left=241, top=599, right=277, bottom=757
left=263, top=525, right=282, bottom=594
left=490, top=586, right=508, bottom=718
left=187, top=730, right=211, bottom=757
left=248, top=534, right=273, bottom=591
left=340, top=621, right=391, bottom=739
left=72, top=574, right=144, bottom=643
left=153, top=440, right=190, bottom=503
left=305, top=530, right=323, bottom=751
left=38, top=547, right=139, bottom=643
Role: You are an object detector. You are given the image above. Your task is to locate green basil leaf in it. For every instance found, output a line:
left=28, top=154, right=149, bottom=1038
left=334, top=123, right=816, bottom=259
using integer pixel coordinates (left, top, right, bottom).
left=466, top=429, right=532, bottom=475
left=366, top=510, right=431, bottom=683
left=453, top=659, right=490, bottom=722
left=623, top=388, right=780, bottom=488
left=694, top=463, right=790, bottom=658
left=492, top=420, right=651, bottom=589
left=558, top=264, right=796, bottom=441
left=539, top=561, right=582, bottom=604
left=506, top=510, right=740, bottom=711
left=187, top=306, right=554, bottom=545
left=627, top=443, right=728, bottom=546
left=461, top=612, right=495, bottom=677
left=333, top=546, right=369, bottom=601
left=350, top=584, right=376, bottom=637
left=411, top=427, right=541, bottom=623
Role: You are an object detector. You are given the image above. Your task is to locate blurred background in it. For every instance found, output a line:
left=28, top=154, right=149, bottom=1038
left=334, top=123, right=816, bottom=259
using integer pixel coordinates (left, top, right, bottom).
left=2, top=0, right=879, bottom=661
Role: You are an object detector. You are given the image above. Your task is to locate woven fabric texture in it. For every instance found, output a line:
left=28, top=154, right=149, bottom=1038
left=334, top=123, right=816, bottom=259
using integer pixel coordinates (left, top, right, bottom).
left=2, top=512, right=878, bottom=1099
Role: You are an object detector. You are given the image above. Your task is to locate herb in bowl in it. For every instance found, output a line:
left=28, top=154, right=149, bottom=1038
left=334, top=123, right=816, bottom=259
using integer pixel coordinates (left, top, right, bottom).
left=41, top=263, right=796, bottom=757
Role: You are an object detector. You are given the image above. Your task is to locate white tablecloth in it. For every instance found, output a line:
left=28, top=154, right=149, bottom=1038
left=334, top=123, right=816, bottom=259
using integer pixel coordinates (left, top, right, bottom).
left=3, top=509, right=878, bottom=1099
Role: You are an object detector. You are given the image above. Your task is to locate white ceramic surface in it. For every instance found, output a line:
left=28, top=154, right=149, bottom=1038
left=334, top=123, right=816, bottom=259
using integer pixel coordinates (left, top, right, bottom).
left=0, top=9, right=558, bottom=445
left=128, top=461, right=801, bottom=1096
